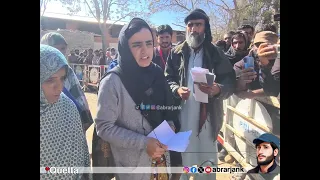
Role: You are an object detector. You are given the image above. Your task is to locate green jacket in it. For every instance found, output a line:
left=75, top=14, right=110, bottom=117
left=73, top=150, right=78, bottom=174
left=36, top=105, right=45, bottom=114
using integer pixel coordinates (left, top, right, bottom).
left=164, top=40, right=236, bottom=139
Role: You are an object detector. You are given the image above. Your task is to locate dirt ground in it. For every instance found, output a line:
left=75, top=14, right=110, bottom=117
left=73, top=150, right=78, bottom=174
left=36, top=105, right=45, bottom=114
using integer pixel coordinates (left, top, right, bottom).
left=85, top=92, right=234, bottom=180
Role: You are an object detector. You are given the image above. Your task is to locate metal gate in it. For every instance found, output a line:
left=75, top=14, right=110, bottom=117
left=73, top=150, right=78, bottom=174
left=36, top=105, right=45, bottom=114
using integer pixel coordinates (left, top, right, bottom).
left=69, top=64, right=108, bottom=91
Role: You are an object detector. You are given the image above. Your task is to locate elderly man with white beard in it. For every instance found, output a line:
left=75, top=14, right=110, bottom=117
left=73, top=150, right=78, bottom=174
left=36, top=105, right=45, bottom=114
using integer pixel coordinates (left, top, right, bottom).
left=165, top=9, right=236, bottom=180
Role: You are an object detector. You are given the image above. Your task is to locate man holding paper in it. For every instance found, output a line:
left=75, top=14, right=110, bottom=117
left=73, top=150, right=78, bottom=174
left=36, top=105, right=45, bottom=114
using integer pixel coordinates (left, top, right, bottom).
left=165, top=9, right=236, bottom=180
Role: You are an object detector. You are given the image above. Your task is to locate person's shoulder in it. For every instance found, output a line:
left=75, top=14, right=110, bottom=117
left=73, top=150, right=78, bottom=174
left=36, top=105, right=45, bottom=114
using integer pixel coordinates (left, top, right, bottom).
left=100, top=70, right=122, bottom=87
left=108, top=60, right=118, bottom=68
left=247, top=166, right=259, bottom=173
left=111, top=59, right=118, bottom=65
left=168, top=41, right=187, bottom=63
left=152, top=62, right=164, bottom=73
left=65, top=66, right=80, bottom=85
left=209, top=42, right=226, bottom=56
left=272, top=164, right=280, bottom=173
left=172, top=41, right=188, bottom=55
left=59, top=93, right=79, bottom=112
left=206, top=42, right=230, bottom=64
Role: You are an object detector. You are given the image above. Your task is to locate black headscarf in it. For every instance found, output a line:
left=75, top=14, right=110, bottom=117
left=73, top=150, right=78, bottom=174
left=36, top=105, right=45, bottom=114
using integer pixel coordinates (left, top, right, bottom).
left=102, top=18, right=179, bottom=130
left=225, top=31, right=250, bottom=66
left=184, top=8, right=213, bottom=43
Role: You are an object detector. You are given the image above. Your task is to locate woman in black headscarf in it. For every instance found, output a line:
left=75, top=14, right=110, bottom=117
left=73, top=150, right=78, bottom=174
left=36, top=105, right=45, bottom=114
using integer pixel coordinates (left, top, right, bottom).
left=95, top=18, right=180, bottom=180
left=225, top=30, right=250, bottom=66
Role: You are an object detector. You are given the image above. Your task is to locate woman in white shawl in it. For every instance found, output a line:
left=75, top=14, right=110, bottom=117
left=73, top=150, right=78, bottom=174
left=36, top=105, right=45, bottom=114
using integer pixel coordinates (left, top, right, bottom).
left=40, top=44, right=91, bottom=180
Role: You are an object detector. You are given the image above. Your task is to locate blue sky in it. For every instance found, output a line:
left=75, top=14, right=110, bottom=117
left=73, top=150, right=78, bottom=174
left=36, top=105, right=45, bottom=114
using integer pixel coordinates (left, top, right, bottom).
left=44, top=1, right=186, bottom=31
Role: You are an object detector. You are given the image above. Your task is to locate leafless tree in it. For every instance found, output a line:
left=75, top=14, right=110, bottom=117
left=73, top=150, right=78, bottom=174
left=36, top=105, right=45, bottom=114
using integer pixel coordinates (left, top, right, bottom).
left=59, top=0, right=147, bottom=60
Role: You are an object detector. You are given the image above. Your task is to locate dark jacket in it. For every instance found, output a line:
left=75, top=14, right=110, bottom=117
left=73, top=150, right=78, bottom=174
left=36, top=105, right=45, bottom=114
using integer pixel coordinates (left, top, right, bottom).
left=259, top=57, right=280, bottom=97
left=152, top=47, right=170, bottom=71
left=84, top=54, right=94, bottom=64
left=247, top=161, right=280, bottom=180
left=164, top=41, right=236, bottom=140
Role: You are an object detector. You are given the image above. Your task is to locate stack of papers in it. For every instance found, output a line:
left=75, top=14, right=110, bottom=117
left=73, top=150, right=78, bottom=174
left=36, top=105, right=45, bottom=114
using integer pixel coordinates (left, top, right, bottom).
left=147, top=121, right=192, bottom=152
left=190, top=67, right=216, bottom=103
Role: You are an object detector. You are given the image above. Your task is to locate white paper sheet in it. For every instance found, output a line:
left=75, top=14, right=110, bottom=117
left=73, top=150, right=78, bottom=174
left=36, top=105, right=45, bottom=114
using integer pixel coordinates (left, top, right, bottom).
left=190, top=67, right=209, bottom=103
left=147, top=120, right=192, bottom=152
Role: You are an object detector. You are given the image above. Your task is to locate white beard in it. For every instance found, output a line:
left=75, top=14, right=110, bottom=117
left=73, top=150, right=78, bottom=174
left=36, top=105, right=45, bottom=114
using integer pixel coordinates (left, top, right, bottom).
left=186, top=32, right=205, bottom=49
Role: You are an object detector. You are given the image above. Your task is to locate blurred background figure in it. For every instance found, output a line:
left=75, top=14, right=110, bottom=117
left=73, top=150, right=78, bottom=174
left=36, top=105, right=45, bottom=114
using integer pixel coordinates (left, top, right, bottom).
left=223, top=31, right=235, bottom=52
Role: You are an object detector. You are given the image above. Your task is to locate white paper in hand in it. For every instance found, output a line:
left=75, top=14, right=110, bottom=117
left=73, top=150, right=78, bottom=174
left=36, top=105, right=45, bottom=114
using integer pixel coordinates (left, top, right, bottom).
left=147, top=120, right=192, bottom=152
left=190, top=67, right=209, bottom=103
left=147, top=120, right=175, bottom=144
left=166, top=131, right=192, bottom=152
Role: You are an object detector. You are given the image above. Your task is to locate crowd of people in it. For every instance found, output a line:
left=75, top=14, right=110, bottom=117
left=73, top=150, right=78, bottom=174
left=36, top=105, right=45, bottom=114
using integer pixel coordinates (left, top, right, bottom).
left=67, top=47, right=119, bottom=66
left=40, top=8, right=280, bottom=180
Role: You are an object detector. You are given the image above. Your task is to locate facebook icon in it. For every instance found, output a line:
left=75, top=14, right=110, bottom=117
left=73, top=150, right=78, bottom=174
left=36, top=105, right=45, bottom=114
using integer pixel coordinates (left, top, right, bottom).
left=190, top=167, right=197, bottom=173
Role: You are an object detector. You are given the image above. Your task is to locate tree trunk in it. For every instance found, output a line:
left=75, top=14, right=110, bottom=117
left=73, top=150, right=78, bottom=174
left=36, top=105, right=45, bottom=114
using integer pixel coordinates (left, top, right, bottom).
left=272, top=0, right=280, bottom=33
left=99, top=23, right=107, bottom=65
left=233, top=0, right=240, bottom=28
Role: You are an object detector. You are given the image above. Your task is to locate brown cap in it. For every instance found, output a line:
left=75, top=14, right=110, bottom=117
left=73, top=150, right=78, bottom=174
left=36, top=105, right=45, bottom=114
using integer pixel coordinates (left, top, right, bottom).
left=254, top=31, right=279, bottom=45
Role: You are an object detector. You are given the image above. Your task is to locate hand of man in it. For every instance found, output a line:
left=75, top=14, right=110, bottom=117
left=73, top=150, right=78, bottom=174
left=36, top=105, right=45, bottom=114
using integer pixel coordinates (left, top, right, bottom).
left=198, top=83, right=221, bottom=97
left=146, top=138, right=168, bottom=158
left=257, top=43, right=278, bottom=66
left=170, top=125, right=176, bottom=132
left=236, top=67, right=257, bottom=91
left=239, top=68, right=257, bottom=83
left=177, top=87, right=190, bottom=100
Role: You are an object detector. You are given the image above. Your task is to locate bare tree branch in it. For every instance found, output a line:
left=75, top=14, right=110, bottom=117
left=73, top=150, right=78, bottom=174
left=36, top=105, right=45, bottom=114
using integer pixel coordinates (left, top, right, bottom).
left=172, top=23, right=186, bottom=29
left=253, top=3, right=266, bottom=15
left=84, top=0, right=98, bottom=19
left=92, top=0, right=101, bottom=21
left=207, top=0, right=230, bottom=12
left=41, top=0, right=50, bottom=17
left=109, top=1, right=116, bottom=6
left=106, top=0, right=114, bottom=20
left=219, top=0, right=230, bottom=9
left=191, top=0, right=195, bottom=10
left=103, top=0, right=108, bottom=23
left=110, top=0, right=129, bottom=6
left=108, top=11, right=133, bottom=29
left=233, top=0, right=238, bottom=10
left=174, top=0, right=191, bottom=12
left=239, top=4, right=252, bottom=11
left=111, top=2, right=126, bottom=6
left=99, top=0, right=104, bottom=11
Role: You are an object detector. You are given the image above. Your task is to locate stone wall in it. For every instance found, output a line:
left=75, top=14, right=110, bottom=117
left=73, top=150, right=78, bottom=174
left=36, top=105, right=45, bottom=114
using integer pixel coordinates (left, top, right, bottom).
left=40, top=29, right=95, bottom=54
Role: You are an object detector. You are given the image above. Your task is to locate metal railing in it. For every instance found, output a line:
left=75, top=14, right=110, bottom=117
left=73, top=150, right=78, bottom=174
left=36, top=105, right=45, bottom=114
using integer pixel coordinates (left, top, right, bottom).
left=69, top=63, right=108, bottom=91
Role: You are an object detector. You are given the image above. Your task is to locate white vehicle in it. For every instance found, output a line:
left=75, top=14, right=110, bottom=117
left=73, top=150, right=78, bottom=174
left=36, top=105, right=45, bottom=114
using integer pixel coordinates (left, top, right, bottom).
left=219, top=95, right=280, bottom=179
